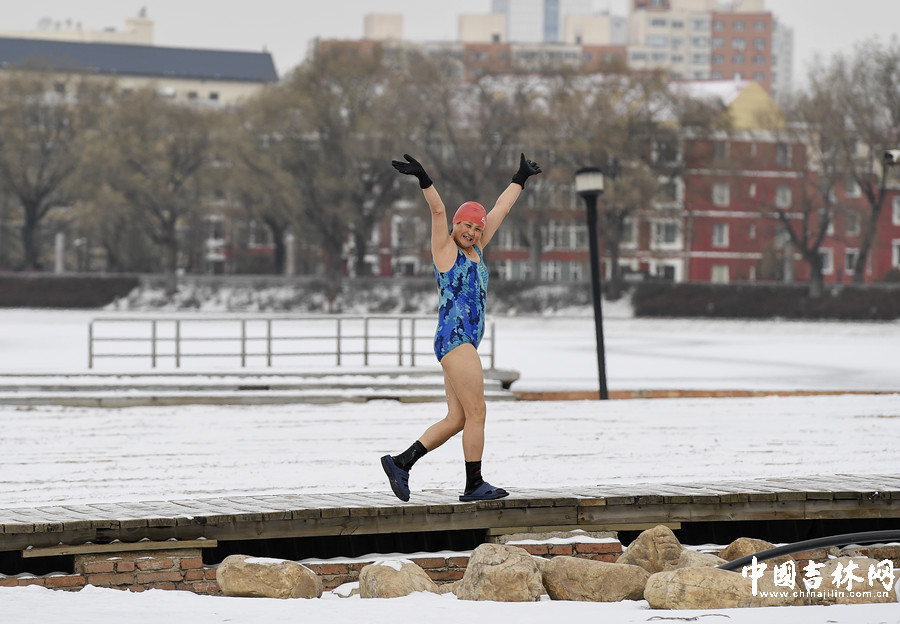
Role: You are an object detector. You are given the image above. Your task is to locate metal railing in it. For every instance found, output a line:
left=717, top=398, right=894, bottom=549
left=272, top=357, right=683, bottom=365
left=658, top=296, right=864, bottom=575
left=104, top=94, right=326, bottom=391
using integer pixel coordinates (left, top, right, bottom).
left=88, top=315, right=496, bottom=370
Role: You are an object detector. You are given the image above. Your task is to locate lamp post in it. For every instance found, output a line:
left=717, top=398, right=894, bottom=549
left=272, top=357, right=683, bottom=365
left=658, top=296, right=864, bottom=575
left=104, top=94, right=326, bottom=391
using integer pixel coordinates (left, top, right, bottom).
left=575, top=167, right=609, bottom=400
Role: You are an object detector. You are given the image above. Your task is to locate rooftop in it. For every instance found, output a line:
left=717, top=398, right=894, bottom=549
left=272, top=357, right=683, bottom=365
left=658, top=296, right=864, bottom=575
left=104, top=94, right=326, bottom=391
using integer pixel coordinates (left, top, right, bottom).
left=0, top=36, right=278, bottom=83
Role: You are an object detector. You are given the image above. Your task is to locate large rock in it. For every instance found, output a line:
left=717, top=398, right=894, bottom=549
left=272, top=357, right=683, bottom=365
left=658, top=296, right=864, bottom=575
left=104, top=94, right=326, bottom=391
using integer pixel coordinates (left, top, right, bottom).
left=718, top=537, right=776, bottom=562
left=542, top=556, right=649, bottom=602
left=809, top=557, right=899, bottom=604
left=646, top=565, right=819, bottom=609
left=358, top=560, right=440, bottom=599
left=617, top=525, right=683, bottom=574
left=645, top=567, right=757, bottom=609
left=456, top=544, right=543, bottom=602
left=672, top=550, right=727, bottom=570
left=617, top=525, right=724, bottom=573
left=216, top=555, right=322, bottom=599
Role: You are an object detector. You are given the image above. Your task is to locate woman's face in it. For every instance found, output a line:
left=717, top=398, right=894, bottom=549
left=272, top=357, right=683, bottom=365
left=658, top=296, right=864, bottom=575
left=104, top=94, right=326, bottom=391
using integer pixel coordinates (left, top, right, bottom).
left=453, top=221, right=483, bottom=249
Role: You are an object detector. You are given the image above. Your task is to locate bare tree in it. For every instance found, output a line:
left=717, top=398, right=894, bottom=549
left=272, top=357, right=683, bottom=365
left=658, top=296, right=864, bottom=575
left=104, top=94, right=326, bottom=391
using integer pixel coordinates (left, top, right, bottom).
left=378, top=64, right=542, bottom=281
left=68, top=184, right=158, bottom=273
left=96, top=88, right=220, bottom=295
left=538, top=72, right=723, bottom=298
left=218, top=108, right=295, bottom=274
left=243, top=49, right=409, bottom=305
left=0, top=70, right=107, bottom=270
left=759, top=85, right=850, bottom=297
left=815, top=39, right=900, bottom=282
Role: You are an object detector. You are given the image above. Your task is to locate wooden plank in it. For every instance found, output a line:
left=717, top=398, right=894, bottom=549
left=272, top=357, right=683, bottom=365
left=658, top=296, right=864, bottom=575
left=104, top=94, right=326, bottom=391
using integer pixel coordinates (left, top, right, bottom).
left=487, top=522, right=680, bottom=536
left=22, top=539, right=218, bottom=558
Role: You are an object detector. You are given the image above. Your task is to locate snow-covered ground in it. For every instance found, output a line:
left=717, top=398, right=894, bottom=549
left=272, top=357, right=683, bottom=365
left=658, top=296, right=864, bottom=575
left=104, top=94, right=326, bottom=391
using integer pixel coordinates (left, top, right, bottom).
left=1, top=307, right=898, bottom=622
left=3, top=306, right=900, bottom=393
left=4, top=584, right=899, bottom=624
left=1, top=394, right=898, bottom=506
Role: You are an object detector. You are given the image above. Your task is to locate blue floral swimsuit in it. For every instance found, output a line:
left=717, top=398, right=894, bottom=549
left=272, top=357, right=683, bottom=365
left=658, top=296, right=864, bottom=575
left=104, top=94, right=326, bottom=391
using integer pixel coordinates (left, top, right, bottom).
left=433, top=246, right=488, bottom=361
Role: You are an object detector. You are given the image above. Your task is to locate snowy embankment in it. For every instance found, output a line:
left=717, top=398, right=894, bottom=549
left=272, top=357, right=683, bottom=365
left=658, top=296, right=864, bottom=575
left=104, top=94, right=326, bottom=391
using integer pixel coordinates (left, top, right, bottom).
left=1, top=307, right=898, bottom=622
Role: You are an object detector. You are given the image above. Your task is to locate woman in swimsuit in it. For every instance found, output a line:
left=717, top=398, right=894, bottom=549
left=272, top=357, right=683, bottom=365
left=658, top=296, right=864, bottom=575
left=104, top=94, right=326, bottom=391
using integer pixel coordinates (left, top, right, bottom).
left=382, top=152, right=541, bottom=502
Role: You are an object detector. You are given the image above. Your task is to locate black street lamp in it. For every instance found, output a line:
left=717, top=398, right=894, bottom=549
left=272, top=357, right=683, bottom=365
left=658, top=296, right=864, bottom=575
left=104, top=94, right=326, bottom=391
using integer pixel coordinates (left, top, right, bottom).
left=575, top=166, right=609, bottom=400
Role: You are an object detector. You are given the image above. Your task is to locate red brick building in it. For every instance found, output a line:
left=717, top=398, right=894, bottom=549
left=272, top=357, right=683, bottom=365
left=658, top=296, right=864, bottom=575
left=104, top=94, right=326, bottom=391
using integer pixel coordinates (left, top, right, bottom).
left=364, top=80, right=900, bottom=286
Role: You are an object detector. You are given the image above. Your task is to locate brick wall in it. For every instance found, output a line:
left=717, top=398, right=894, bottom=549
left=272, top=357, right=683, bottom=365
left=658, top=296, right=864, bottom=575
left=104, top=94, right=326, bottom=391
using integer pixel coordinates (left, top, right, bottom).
left=0, top=539, right=625, bottom=594
left=305, top=540, right=624, bottom=591
left=0, top=548, right=220, bottom=594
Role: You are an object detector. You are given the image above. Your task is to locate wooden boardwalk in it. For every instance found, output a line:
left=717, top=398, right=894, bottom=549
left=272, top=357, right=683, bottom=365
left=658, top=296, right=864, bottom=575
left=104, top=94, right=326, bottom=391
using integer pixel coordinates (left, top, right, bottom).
left=2, top=474, right=898, bottom=554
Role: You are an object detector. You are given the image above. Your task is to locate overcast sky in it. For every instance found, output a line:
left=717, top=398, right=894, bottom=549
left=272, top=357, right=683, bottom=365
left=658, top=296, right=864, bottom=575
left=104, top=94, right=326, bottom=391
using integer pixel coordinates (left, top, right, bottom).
left=4, top=1, right=900, bottom=82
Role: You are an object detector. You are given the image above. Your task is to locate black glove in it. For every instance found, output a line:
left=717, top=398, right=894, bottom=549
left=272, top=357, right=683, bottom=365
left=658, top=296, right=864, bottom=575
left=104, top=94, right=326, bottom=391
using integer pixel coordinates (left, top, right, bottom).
left=391, top=153, right=433, bottom=189
left=511, top=153, right=541, bottom=188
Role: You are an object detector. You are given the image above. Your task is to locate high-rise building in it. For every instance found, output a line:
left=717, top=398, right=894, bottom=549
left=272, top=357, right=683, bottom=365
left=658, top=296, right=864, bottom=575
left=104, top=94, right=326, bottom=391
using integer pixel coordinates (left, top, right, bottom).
left=626, top=0, right=791, bottom=100
left=771, top=20, right=793, bottom=101
left=491, top=0, right=594, bottom=43
left=363, top=14, right=403, bottom=41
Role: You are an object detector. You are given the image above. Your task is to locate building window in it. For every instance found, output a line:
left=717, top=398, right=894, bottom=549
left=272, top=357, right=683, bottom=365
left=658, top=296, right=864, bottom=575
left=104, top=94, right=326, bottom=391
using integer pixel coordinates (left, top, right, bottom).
left=541, top=261, right=563, bottom=281
left=713, top=223, right=729, bottom=248
left=776, top=143, right=792, bottom=166
left=754, top=20, right=767, bottom=31
left=893, top=240, right=900, bottom=267
left=650, top=18, right=668, bottom=27
left=247, top=220, right=273, bottom=247
left=209, top=92, right=220, bottom=101
left=655, top=263, right=678, bottom=280
left=844, top=211, right=861, bottom=236
left=711, top=265, right=729, bottom=283
left=753, top=72, right=766, bottom=82
left=734, top=21, right=746, bottom=31
left=692, top=53, right=710, bottom=65
left=748, top=182, right=757, bottom=197
left=713, top=182, right=730, bottom=207
left=845, top=177, right=861, bottom=197
left=546, top=222, right=586, bottom=250
left=845, top=249, right=859, bottom=274
left=820, top=248, right=834, bottom=274
left=648, top=35, right=668, bottom=47
left=775, top=185, right=792, bottom=208
left=733, top=38, right=746, bottom=50
left=651, top=221, right=682, bottom=250
left=821, top=210, right=835, bottom=236
left=187, top=91, right=198, bottom=100
left=893, top=196, right=900, bottom=225
left=712, top=37, right=725, bottom=48
left=713, top=140, right=729, bottom=161
left=622, top=218, right=637, bottom=247
left=672, top=20, right=685, bottom=29
left=712, top=20, right=725, bottom=30
left=671, top=37, right=684, bottom=49
left=712, top=54, right=724, bottom=64
left=692, top=37, right=710, bottom=48
left=692, top=19, right=709, bottom=31
left=631, top=51, right=648, bottom=61
left=732, top=54, right=745, bottom=64
left=753, top=55, right=766, bottom=64
left=753, top=38, right=767, bottom=50
left=749, top=224, right=756, bottom=239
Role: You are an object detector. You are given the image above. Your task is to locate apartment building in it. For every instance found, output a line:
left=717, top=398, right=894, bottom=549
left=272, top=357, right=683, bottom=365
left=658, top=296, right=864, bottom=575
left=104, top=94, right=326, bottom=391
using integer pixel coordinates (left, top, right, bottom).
left=627, top=0, right=792, bottom=100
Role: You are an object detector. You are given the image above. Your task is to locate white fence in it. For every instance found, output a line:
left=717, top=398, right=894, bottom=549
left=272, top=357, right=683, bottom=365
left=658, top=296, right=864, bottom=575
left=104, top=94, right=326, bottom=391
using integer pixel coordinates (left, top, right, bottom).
left=88, top=315, right=497, bottom=370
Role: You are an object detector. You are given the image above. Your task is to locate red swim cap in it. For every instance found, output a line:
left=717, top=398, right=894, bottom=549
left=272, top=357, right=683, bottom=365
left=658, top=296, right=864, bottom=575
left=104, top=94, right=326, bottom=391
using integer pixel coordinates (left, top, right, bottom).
left=453, top=201, right=486, bottom=226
